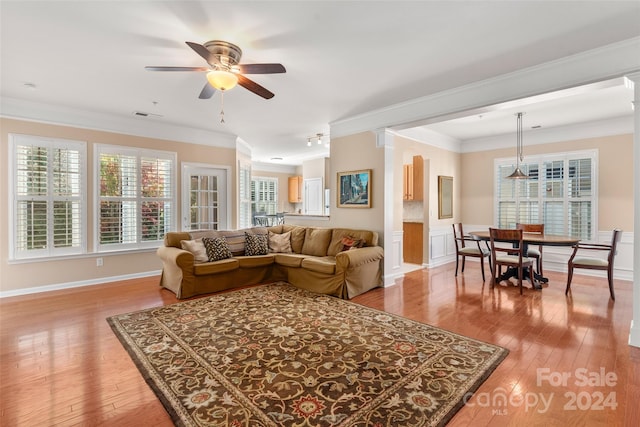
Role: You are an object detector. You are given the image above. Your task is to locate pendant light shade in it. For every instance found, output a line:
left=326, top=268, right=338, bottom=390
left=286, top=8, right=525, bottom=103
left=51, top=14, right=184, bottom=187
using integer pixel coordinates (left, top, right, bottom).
left=507, top=112, right=529, bottom=179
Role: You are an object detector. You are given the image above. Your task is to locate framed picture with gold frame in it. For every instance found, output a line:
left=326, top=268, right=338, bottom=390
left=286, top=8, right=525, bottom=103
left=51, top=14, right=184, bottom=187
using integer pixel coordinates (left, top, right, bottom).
left=337, top=169, right=371, bottom=208
left=438, top=175, right=453, bottom=219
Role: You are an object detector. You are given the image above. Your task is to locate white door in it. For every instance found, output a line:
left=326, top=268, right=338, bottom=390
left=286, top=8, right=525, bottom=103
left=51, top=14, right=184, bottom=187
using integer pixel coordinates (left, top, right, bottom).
left=182, top=164, right=228, bottom=230
left=304, top=177, right=323, bottom=215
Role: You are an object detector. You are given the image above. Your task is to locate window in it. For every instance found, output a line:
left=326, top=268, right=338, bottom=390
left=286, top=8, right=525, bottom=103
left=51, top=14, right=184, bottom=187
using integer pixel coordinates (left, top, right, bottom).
left=9, top=134, right=86, bottom=260
left=96, top=144, right=175, bottom=251
left=251, top=177, right=278, bottom=215
left=495, top=150, right=597, bottom=241
left=238, top=161, right=252, bottom=229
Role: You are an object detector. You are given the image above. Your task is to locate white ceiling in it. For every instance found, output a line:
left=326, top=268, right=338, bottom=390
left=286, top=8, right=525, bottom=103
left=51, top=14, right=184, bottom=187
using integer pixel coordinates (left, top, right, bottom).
left=1, top=1, right=639, bottom=166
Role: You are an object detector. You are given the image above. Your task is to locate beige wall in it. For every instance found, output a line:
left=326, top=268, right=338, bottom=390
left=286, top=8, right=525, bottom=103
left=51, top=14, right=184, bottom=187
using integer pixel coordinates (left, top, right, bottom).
left=460, top=133, right=634, bottom=231
left=1, top=118, right=237, bottom=293
left=327, top=132, right=386, bottom=241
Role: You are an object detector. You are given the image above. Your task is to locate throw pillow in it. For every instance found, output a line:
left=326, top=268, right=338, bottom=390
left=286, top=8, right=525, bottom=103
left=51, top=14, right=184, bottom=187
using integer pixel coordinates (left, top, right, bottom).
left=341, top=235, right=365, bottom=252
left=180, top=238, right=208, bottom=263
left=245, top=232, right=269, bottom=256
left=268, top=231, right=292, bottom=253
left=202, top=237, right=233, bottom=261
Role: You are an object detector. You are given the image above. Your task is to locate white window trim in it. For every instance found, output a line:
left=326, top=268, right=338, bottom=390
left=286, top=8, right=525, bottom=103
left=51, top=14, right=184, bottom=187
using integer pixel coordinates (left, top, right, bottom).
left=93, top=144, right=177, bottom=253
left=494, top=149, right=598, bottom=241
left=8, top=134, right=88, bottom=261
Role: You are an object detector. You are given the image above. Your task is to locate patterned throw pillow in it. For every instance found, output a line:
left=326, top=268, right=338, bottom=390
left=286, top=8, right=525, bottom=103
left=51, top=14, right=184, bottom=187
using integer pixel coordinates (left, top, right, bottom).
left=268, top=231, right=292, bottom=253
left=245, top=233, right=269, bottom=256
left=341, top=236, right=365, bottom=252
left=180, top=238, right=208, bottom=263
left=202, top=237, right=233, bottom=261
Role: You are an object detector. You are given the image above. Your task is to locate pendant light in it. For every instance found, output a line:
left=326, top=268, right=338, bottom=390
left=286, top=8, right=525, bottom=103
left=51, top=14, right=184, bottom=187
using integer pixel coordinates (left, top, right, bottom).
left=507, top=112, right=529, bottom=179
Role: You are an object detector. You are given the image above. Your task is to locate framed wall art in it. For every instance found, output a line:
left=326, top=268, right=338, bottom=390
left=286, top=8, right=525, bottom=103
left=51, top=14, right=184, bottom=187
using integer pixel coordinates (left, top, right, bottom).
left=438, top=175, right=453, bottom=219
left=337, top=169, right=371, bottom=208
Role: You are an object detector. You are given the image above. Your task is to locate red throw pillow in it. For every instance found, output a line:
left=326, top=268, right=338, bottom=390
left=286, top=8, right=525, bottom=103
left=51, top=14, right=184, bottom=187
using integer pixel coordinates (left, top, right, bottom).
left=341, top=236, right=365, bottom=252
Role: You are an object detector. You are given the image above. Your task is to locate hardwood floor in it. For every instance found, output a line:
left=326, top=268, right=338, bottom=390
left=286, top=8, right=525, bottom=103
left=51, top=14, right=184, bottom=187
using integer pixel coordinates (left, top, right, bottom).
left=1, top=264, right=638, bottom=426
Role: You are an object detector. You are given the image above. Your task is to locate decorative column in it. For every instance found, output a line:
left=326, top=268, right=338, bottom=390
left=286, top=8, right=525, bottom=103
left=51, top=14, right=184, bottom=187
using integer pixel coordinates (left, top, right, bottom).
left=628, top=72, right=640, bottom=348
left=376, top=128, right=400, bottom=286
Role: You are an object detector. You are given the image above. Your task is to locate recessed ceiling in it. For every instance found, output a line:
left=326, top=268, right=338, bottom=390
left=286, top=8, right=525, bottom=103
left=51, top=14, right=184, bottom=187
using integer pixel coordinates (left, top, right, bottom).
left=1, top=1, right=639, bottom=165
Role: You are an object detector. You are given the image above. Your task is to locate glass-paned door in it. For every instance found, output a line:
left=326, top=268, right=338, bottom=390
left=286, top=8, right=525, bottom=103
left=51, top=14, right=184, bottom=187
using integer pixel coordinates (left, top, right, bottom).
left=182, top=164, right=228, bottom=231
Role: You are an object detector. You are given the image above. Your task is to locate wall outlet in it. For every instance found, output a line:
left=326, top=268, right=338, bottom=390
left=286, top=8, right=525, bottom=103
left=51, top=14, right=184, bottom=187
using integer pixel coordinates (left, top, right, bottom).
left=96, top=257, right=103, bottom=267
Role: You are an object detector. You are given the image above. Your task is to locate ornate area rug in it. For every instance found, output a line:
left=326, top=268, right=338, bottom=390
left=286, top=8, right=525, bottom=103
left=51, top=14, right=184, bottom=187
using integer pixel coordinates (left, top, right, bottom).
left=107, top=282, right=508, bottom=426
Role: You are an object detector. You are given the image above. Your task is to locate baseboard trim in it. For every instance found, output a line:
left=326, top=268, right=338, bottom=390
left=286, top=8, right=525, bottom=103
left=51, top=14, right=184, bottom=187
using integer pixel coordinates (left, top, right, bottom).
left=0, top=270, right=161, bottom=298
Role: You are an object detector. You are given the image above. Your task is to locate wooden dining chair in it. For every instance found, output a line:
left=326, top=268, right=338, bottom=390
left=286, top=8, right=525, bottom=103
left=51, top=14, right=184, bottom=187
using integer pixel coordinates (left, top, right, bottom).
left=452, top=223, right=490, bottom=281
left=489, top=228, right=536, bottom=295
left=516, top=223, right=544, bottom=277
left=565, top=229, right=622, bottom=300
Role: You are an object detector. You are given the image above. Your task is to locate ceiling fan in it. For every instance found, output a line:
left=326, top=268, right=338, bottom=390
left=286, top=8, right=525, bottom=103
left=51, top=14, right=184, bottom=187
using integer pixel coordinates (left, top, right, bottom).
left=145, top=40, right=286, bottom=100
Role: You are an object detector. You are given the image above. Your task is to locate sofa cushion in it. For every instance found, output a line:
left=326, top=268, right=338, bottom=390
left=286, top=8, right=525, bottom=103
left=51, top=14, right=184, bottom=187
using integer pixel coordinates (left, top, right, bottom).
left=301, top=256, right=337, bottom=275
left=193, top=258, right=239, bottom=275
left=268, top=231, right=292, bottom=253
left=282, top=225, right=307, bottom=254
left=165, top=231, right=191, bottom=248
left=301, top=228, right=332, bottom=257
left=191, top=228, right=268, bottom=256
left=236, top=254, right=275, bottom=268
left=274, top=253, right=307, bottom=268
left=245, top=233, right=269, bottom=256
left=180, top=238, right=208, bottom=263
left=202, top=237, right=233, bottom=261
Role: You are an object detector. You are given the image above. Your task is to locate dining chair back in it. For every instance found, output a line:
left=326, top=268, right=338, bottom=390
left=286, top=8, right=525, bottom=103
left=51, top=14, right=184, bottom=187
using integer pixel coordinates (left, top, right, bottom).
left=489, top=228, right=535, bottom=295
left=452, top=223, right=490, bottom=281
left=565, top=229, right=622, bottom=300
left=516, top=223, right=545, bottom=277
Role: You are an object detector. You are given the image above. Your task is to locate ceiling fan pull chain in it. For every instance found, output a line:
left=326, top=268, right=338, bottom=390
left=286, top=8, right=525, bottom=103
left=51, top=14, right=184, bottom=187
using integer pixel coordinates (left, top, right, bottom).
left=220, top=91, right=226, bottom=123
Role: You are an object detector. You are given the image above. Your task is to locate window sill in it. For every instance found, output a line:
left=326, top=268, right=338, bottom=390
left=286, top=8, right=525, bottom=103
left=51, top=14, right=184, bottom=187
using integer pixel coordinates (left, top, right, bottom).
left=8, top=247, right=159, bottom=264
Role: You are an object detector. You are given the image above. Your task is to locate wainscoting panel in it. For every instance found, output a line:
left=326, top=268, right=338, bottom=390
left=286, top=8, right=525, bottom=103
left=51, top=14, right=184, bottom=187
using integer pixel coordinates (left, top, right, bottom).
left=428, top=225, right=456, bottom=268
left=384, top=230, right=405, bottom=286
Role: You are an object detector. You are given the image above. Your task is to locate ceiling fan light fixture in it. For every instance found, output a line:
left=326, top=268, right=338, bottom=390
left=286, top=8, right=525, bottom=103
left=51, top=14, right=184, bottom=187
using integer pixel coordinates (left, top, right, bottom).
left=206, top=70, right=238, bottom=91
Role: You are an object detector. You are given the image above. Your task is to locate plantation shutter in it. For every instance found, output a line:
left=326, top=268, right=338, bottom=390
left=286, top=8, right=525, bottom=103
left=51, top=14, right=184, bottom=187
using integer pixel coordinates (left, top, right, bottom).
left=251, top=177, right=278, bottom=215
left=495, top=150, right=596, bottom=241
left=97, top=145, right=175, bottom=251
left=238, top=161, right=252, bottom=229
left=12, top=135, right=86, bottom=259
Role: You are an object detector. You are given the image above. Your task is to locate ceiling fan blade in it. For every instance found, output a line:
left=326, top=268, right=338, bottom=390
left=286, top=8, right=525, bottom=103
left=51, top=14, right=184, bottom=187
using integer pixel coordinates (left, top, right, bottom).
left=237, top=75, right=275, bottom=99
left=238, top=63, right=286, bottom=74
left=145, top=66, right=209, bottom=72
left=198, top=82, right=216, bottom=99
left=185, top=41, right=219, bottom=65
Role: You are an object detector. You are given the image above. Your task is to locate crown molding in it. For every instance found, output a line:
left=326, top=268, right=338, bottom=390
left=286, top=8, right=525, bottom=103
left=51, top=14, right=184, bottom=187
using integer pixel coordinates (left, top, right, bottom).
left=252, top=161, right=298, bottom=174
left=330, top=37, right=640, bottom=139
left=0, top=97, right=238, bottom=148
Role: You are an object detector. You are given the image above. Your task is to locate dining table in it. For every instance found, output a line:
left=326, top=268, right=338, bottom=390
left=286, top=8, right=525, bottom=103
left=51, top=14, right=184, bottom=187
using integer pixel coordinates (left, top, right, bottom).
left=468, top=230, right=580, bottom=289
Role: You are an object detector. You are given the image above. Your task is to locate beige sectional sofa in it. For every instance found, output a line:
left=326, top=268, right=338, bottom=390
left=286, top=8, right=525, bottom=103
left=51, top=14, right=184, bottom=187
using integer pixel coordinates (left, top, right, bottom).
left=156, top=224, right=384, bottom=300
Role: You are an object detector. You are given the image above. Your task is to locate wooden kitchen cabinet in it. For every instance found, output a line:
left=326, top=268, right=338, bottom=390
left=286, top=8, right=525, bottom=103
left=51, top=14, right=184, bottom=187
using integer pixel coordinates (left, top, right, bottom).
left=403, top=155, right=423, bottom=201
left=288, top=176, right=302, bottom=203
left=403, top=222, right=423, bottom=264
